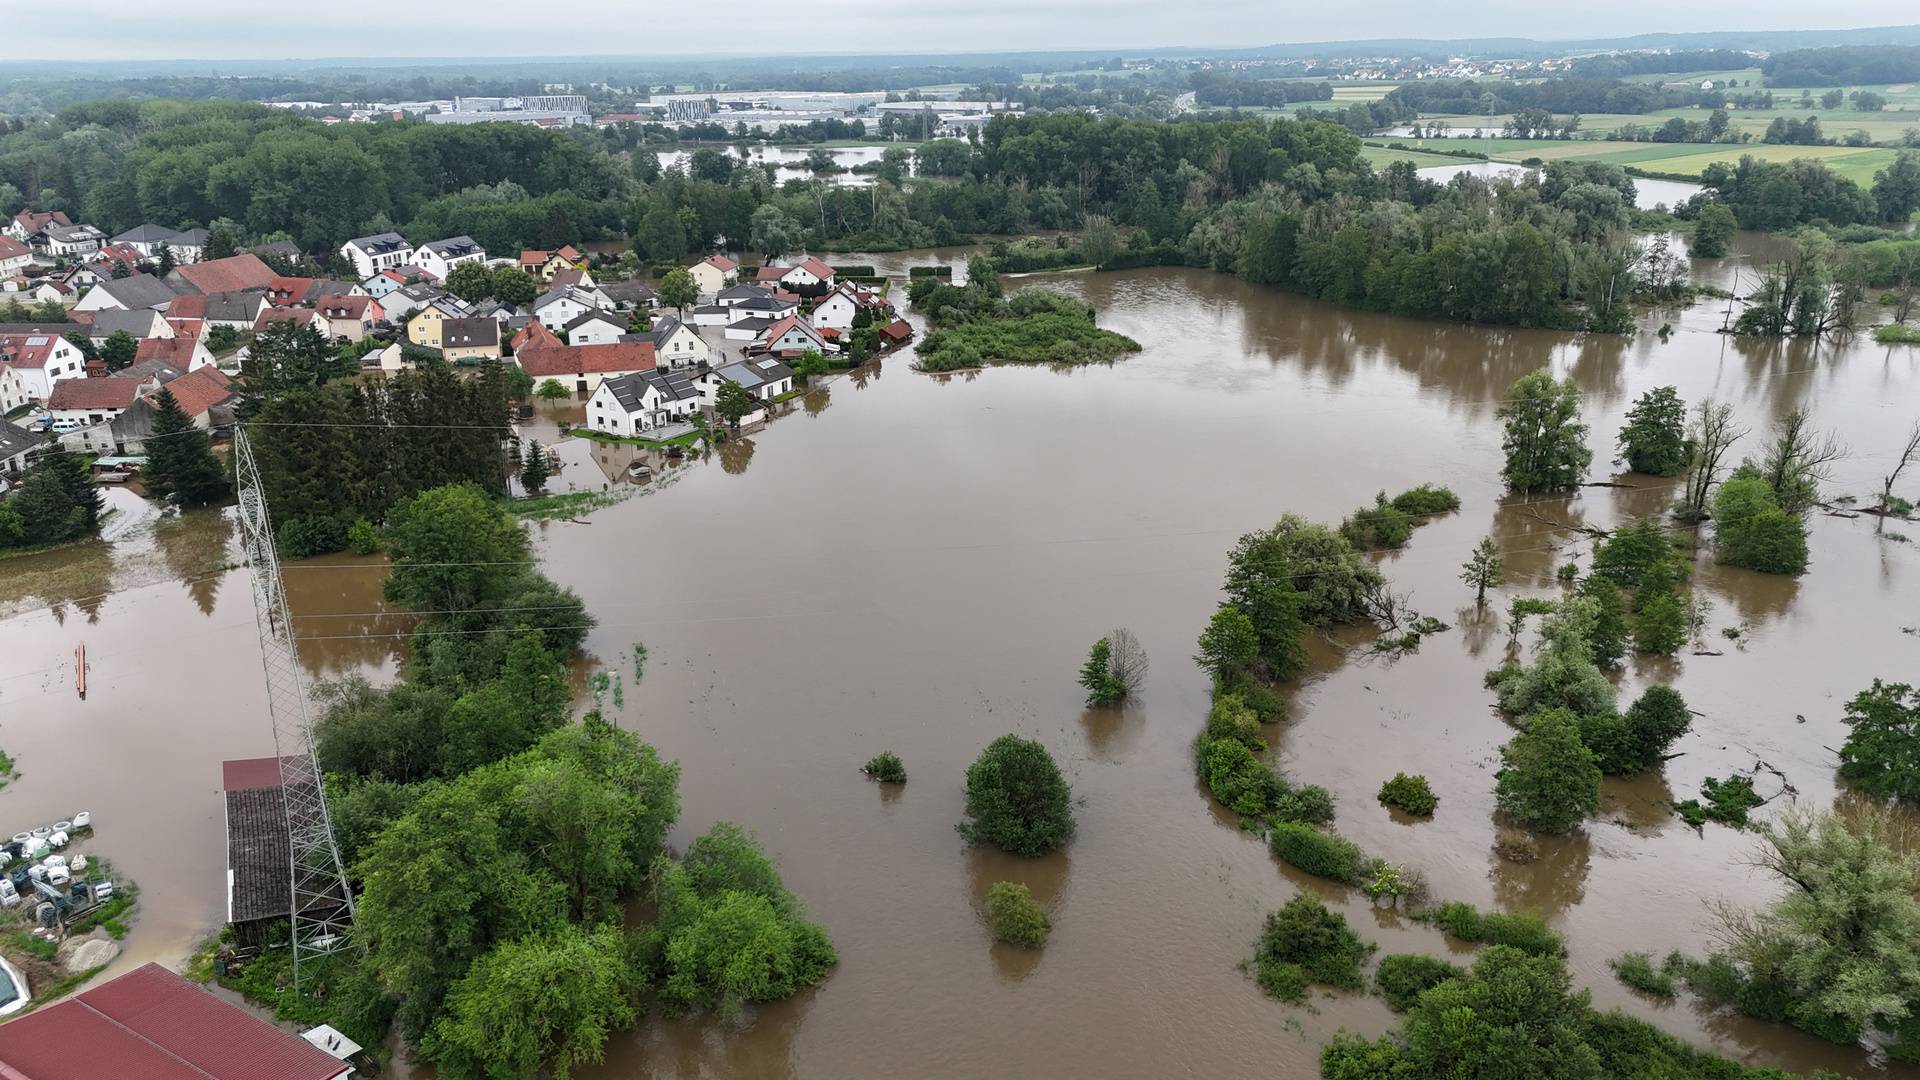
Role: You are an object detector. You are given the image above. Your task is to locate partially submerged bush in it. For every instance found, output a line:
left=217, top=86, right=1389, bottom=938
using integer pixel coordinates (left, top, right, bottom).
left=1388, top=484, right=1462, bottom=517
left=861, top=752, right=907, bottom=783
left=1431, top=901, right=1564, bottom=956
left=1494, top=833, right=1540, bottom=863
left=1377, top=772, right=1438, bottom=816
left=1269, top=822, right=1367, bottom=885
left=1253, top=894, right=1375, bottom=1002
left=1674, top=774, right=1765, bottom=828
left=985, top=881, right=1050, bottom=948
left=959, top=735, right=1074, bottom=855
left=1611, top=951, right=1679, bottom=997
left=1374, top=953, right=1465, bottom=1011
left=1340, top=492, right=1415, bottom=549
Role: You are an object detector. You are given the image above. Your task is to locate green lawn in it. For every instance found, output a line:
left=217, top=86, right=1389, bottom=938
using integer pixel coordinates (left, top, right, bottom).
left=1383, top=134, right=1905, bottom=185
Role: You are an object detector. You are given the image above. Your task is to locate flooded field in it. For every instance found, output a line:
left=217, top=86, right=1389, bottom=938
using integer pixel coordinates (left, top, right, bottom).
left=654, top=144, right=890, bottom=186
left=2, top=233, right=1917, bottom=1077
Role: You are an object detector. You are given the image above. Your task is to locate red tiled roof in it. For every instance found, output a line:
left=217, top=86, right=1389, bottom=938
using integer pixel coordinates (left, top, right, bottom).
left=556, top=245, right=583, bottom=262
left=254, top=307, right=315, bottom=332
left=222, top=756, right=295, bottom=791
left=0, top=962, right=348, bottom=1080
left=49, top=376, right=145, bottom=411
left=795, top=256, right=834, bottom=279
left=700, top=254, right=739, bottom=272
left=166, top=317, right=206, bottom=340
left=164, top=294, right=208, bottom=319
left=516, top=341, right=655, bottom=378
left=266, top=276, right=322, bottom=306
left=313, top=295, right=372, bottom=319
left=173, top=254, right=276, bottom=295
left=0, top=236, right=34, bottom=260
left=518, top=250, right=549, bottom=268
left=10, top=210, right=70, bottom=235
left=512, top=321, right=560, bottom=352
left=0, top=332, right=72, bottom=370
left=150, top=366, right=233, bottom=418
left=879, top=319, right=913, bottom=341
left=753, top=266, right=786, bottom=283
left=135, top=335, right=201, bottom=367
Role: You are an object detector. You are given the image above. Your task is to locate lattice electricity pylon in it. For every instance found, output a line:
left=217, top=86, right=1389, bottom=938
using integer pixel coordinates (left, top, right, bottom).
left=233, top=429, right=356, bottom=986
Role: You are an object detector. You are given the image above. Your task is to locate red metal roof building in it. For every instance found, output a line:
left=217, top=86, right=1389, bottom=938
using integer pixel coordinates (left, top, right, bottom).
left=170, top=254, right=277, bottom=296
left=0, top=962, right=351, bottom=1079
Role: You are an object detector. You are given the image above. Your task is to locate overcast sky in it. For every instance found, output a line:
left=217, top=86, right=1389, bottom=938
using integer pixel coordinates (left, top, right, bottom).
left=37, top=3, right=1920, bottom=60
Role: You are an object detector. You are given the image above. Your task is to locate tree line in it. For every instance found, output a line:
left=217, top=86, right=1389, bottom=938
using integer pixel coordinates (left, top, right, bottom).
left=1762, top=44, right=1920, bottom=87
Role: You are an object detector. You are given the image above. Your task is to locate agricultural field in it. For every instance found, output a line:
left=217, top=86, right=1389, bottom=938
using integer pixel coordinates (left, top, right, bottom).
left=1357, top=142, right=1482, bottom=169
left=1456, top=138, right=1904, bottom=184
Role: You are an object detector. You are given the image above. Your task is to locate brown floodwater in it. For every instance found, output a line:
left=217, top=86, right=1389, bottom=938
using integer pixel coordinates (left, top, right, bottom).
left=3, top=233, right=1919, bottom=1077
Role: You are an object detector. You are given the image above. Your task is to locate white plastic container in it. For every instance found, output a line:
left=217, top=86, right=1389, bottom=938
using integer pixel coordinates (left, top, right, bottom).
left=92, top=881, right=114, bottom=902
left=0, top=879, right=17, bottom=906
left=41, top=855, right=65, bottom=869
left=47, top=831, right=68, bottom=849
left=21, top=839, right=48, bottom=860
left=68, top=855, right=87, bottom=873
left=45, top=866, right=69, bottom=887
left=26, top=865, right=44, bottom=883
left=71, top=812, right=91, bottom=829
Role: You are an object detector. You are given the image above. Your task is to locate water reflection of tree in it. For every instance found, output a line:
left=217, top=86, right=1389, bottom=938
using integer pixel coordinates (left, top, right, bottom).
left=1604, top=770, right=1677, bottom=832
left=1490, top=826, right=1590, bottom=914
left=617, top=998, right=805, bottom=1080
left=154, top=507, right=236, bottom=616
left=1489, top=493, right=1594, bottom=587
left=717, top=437, right=756, bottom=475
left=1694, top=560, right=1800, bottom=626
left=802, top=386, right=831, bottom=417
left=1454, top=604, right=1500, bottom=659
left=1079, top=704, right=1141, bottom=762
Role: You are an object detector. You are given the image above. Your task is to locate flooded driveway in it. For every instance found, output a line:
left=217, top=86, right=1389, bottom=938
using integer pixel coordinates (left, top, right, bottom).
left=1, top=239, right=1916, bottom=1077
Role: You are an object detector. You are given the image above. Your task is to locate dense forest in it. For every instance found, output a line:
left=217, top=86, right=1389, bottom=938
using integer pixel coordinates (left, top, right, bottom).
left=1190, top=73, right=1334, bottom=109
left=1762, top=45, right=1920, bottom=88
left=1564, top=49, right=1758, bottom=80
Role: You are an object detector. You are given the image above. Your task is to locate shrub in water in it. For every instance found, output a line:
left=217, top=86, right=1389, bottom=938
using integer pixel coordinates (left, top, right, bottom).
left=1268, top=822, right=1367, bottom=885
left=1374, top=953, right=1465, bottom=1011
left=1431, top=901, right=1564, bottom=956
left=1377, top=772, right=1437, bottom=816
left=985, top=881, right=1050, bottom=947
left=861, top=752, right=907, bottom=783
left=1253, top=894, right=1374, bottom=1001
left=1272, top=783, right=1336, bottom=826
left=1388, top=484, right=1461, bottom=517
left=959, top=735, right=1074, bottom=855
left=1610, top=951, right=1678, bottom=997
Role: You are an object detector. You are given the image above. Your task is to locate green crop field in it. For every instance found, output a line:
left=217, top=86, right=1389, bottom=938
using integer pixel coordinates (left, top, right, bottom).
left=1358, top=143, right=1481, bottom=169
left=1442, top=139, right=1906, bottom=185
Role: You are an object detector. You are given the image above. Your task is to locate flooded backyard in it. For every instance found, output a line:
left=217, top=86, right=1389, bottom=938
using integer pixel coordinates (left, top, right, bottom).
left=1, top=233, right=1918, bottom=1076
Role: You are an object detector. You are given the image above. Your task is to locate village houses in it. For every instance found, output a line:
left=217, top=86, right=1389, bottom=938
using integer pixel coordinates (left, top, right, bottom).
left=414, top=236, right=486, bottom=281
left=584, top=367, right=704, bottom=436
left=512, top=321, right=656, bottom=394
left=562, top=309, right=627, bottom=346
left=646, top=315, right=710, bottom=368
left=0, top=330, right=87, bottom=406
left=439, top=317, right=502, bottom=361
left=406, top=295, right=474, bottom=347
left=688, top=254, right=739, bottom=295
left=339, top=232, right=416, bottom=279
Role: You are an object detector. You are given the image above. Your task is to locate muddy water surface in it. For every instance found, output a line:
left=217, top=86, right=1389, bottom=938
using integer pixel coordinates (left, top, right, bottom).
left=2, top=243, right=1918, bottom=1077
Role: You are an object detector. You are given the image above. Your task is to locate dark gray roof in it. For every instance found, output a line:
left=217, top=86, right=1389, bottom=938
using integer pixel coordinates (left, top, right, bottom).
left=0, top=419, right=47, bottom=462
left=717, top=357, right=792, bottom=390
left=111, top=224, right=180, bottom=245
left=533, top=284, right=598, bottom=311
left=422, top=236, right=482, bottom=258
left=646, top=315, right=689, bottom=348
left=88, top=274, right=184, bottom=310
left=441, top=318, right=499, bottom=348
left=599, top=280, right=657, bottom=304
left=347, top=231, right=411, bottom=255
left=84, top=308, right=167, bottom=338
left=726, top=316, right=776, bottom=334
left=563, top=309, right=623, bottom=332
left=717, top=284, right=773, bottom=302
left=170, top=228, right=209, bottom=247
left=601, top=368, right=701, bottom=410
left=732, top=296, right=792, bottom=314
left=202, top=290, right=267, bottom=322
left=692, top=304, right=729, bottom=317
left=225, top=785, right=291, bottom=924
left=249, top=240, right=302, bottom=261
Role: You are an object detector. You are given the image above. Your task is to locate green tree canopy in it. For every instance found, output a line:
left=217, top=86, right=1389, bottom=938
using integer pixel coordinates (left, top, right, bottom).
left=959, top=734, right=1075, bottom=856
left=1495, top=708, right=1602, bottom=834
left=1498, top=369, right=1592, bottom=493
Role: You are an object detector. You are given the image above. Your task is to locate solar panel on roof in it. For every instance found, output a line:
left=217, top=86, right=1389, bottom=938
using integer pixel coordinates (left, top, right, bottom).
left=25, top=336, right=47, bottom=345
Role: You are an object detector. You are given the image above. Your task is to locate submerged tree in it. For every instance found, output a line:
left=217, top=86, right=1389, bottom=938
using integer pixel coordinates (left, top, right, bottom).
left=959, top=735, right=1074, bottom=856
left=1675, top=400, right=1747, bottom=522
left=1460, top=537, right=1504, bottom=605
left=1616, top=386, right=1688, bottom=477
left=1741, top=407, right=1844, bottom=515
left=1497, top=369, right=1591, bottom=493
left=1836, top=680, right=1920, bottom=801
left=1495, top=708, right=1602, bottom=834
